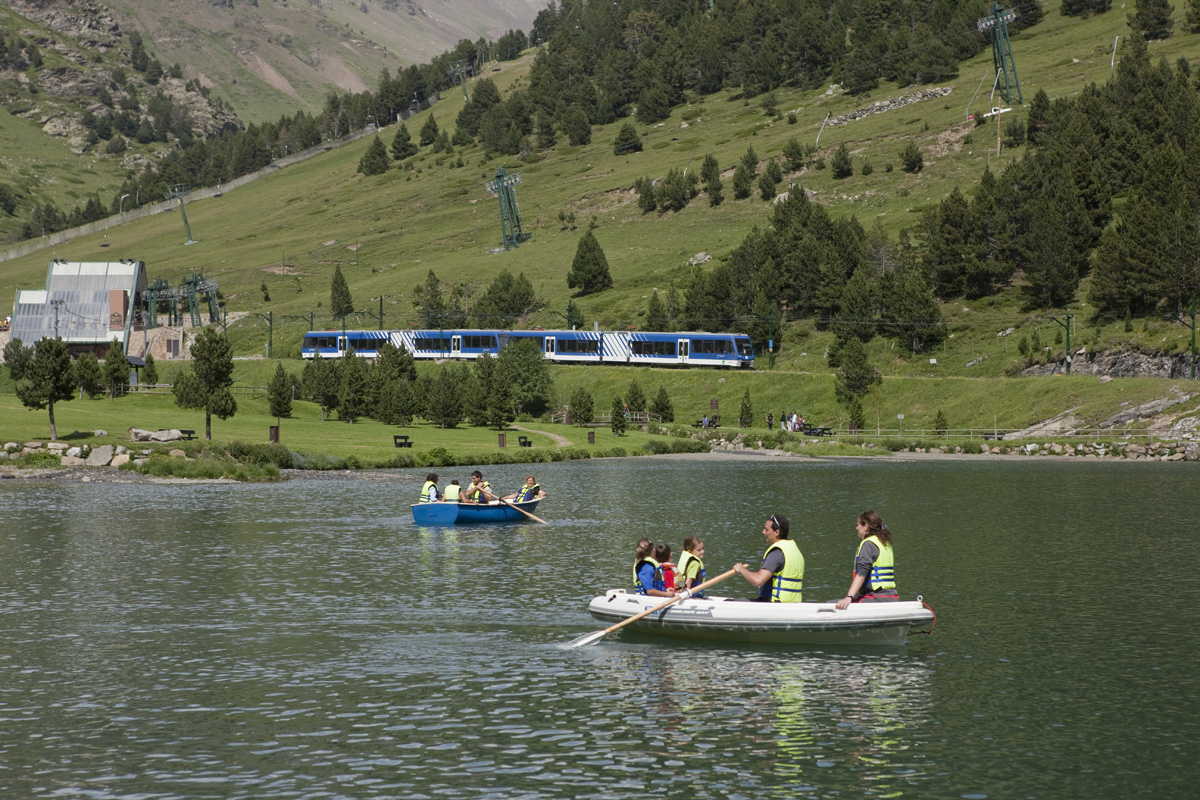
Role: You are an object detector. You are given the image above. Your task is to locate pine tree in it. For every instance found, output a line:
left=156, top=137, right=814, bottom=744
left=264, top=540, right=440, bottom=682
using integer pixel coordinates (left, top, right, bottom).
left=645, top=290, right=669, bottom=331
left=613, top=121, right=642, bottom=155
left=486, top=364, right=516, bottom=430
left=565, top=107, right=591, bottom=146
left=610, top=394, right=627, bottom=436
left=268, top=362, right=292, bottom=425
left=15, top=337, right=75, bottom=441
left=901, top=142, right=924, bottom=173
left=330, top=264, right=353, bottom=319
left=626, top=379, right=646, bottom=413
left=569, top=386, right=594, bottom=426
left=419, top=113, right=439, bottom=146
left=1188, top=0, right=1200, bottom=31
left=74, top=353, right=104, bottom=398
left=649, top=385, right=674, bottom=423
left=738, top=388, right=753, bottom=428
left=732, top=163, right=753, bottom=199
left=758, top=170, right=778, bottom=201
left=783, top=137, right=807, bottom=171
left=849, top=396, right=866, bottom=432
left=835, top=337, right=881, bottom=403
left=636, top=176, right=658, bottom=213
left=391, top=123, right=417, bottom=160
left=172, top=327, right=237, bottom=440
left=832, top=142, right=853, bottom=179
left=1129, top=0, right=1175, bottom=39
left=5, top=337, right=31, bottom=381
left=429, top=366, right=464, bottom=428
left=934, top=409, right=949, bottom=437
left=357, top=135, right=389, bottom=175
left=337, top=354, right=369, bottom=423
left=567, top=229, right=614, bottom=295
left=103, top=338, right=128, bottom=398
left=740, top=146, right=759, bottom=177
left=497, top=338, right=555, bottom=416
left=302, top=357, right=341, bottom=421
left=835, top=265, right=879, bottom=343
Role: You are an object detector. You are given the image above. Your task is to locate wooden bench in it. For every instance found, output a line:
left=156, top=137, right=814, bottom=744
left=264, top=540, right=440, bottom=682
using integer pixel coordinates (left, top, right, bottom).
left=161, top=428, right=196, bottom=440
left=518, top=436, right=533, bottom=448
left=692, top=415, right=721, bottom=429
left=394, top=435, right=413, bottom=448
left=983, top=433, right=1004, bottom=441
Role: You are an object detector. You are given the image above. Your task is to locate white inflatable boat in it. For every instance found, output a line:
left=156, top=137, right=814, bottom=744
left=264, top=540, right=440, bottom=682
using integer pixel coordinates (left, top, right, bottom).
left=586, top=589, right=936, bottom=646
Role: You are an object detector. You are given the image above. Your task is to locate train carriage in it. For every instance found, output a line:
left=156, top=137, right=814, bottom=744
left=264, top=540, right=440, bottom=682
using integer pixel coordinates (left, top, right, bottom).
left=302, top=328, right=754, bottom=368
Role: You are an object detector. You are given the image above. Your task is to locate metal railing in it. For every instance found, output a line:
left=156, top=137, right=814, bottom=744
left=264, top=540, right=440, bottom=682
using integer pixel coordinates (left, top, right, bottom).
left=128, top=383, right=267, bottom=399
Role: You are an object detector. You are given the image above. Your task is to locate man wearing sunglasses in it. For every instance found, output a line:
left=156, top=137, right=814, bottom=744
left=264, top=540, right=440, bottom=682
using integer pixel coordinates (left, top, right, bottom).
left=733, top=514, right=804, bottom=602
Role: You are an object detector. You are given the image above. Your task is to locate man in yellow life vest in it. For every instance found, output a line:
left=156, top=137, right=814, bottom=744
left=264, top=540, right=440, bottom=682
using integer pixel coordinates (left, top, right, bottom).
left=466, top=470, right=492, bottom=503
left=733, top=513, right=804, bottom=602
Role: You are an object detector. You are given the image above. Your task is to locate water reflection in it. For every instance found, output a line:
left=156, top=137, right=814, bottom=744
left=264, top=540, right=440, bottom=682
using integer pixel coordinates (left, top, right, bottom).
left=2, top=459, right=1198, bottom=799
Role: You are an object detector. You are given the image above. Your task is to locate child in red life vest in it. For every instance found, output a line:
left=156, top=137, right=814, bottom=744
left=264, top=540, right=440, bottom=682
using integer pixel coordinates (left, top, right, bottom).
left=655, top=542, right=676, bottom=594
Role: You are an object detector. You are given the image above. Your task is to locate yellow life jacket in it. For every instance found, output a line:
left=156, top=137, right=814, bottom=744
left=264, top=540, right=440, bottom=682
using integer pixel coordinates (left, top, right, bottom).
left=763, top=539, right=804, bottom=602
left=443, top=484, right=461, bottom=502
left=676, top=551, right=707, bottom=596
left=419, top=480, right=438, bottom=503
left=856, top=534, right=895, bottom=592
left=467, top=480, right=491, bottom=502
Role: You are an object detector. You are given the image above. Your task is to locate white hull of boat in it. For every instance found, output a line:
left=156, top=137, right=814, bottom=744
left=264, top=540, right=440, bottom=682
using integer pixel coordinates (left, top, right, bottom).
left=587, top=590, right=934, bottom=646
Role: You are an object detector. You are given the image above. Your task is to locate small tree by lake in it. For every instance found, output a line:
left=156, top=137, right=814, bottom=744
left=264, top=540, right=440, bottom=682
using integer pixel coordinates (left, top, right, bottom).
left=268, top=362, right=293, bottom=426
left=172, top=327, right=236, bottom=440
left=569, top=386, right=594, bottom=426
left=649, top=385, right=674, bottom=422
left=611, top=394, right=627, bottom=436
left=15, top=337, right=75, bottom=441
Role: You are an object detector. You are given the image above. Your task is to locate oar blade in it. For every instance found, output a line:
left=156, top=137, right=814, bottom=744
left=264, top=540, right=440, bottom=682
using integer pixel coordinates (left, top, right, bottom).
left=567, top=629, right=608, bottom=648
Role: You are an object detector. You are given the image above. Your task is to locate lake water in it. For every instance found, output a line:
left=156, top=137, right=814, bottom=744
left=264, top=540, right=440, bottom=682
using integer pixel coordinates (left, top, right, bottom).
left=1, top=457, right=1196, bottom=799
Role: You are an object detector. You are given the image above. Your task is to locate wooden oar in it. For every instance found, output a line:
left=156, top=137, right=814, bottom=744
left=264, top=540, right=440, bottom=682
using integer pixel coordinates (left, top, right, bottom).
left=568, top=568, right=737, bottom=648
left=481, top=487, right=547, bottom=524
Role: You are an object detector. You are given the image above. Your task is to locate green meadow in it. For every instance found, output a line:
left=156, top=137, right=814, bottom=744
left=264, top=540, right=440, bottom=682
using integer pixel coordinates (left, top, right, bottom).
left=4, top=8, right=1200, bottom=460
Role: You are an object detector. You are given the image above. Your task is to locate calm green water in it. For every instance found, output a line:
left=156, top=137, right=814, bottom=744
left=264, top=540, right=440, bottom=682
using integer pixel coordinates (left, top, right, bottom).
left=1, top=458, right=1195, bottom=799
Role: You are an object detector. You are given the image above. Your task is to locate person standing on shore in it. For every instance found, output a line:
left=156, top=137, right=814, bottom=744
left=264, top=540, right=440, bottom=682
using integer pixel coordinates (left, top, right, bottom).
left=835, top=510, right=898, bottom=609
left=766, top=412, right=774, bottom=430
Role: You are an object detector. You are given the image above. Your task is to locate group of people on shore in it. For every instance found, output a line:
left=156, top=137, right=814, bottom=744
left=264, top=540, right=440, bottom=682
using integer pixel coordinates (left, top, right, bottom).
left=765, top=412, right=804, bottom=432
left=634, top=510, right=897, bottom=605
left=419, top=471, right=547, bottom=504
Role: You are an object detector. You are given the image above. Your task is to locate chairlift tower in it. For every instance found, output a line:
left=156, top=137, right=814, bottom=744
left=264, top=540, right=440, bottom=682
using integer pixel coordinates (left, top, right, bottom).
left=447, top=61, right=470, bottom=100
left=977, top=3, right=1023, bottom=105
left=486, top=167, right=532, bottom=251
left=164, top=184, right=196, bottom=245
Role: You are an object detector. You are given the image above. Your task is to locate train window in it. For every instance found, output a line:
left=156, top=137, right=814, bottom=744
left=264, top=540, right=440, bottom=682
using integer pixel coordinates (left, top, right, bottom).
left=462, top=335, right=497, bottom=349
left=559, top=338, right=598, bottom=354
left=737, top=339, right=753, bottom=356
left=415, top=337, right=452, bottom=351
left=632, top=340, right=675, bottom=356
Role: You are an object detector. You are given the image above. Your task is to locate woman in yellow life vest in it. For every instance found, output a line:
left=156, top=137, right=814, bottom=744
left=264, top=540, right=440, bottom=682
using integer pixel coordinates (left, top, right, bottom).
left=835, top=510, right=897, bottom=610
left=442, top=480, right=462, bottom=502
left=733, top=513, right=804, bottom=602
left=419, top=474, right=439, bottom=503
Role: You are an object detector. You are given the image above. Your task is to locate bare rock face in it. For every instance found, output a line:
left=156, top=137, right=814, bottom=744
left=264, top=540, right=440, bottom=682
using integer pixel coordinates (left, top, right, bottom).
left=2, top=0, right=240, bottom=149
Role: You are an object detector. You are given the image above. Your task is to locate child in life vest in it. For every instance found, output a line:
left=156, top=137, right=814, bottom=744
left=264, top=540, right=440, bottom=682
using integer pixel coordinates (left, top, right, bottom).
left=676, top=536, right=707, bottom=597
left=655, top=543, right=676, bottom=594
left=633, top=538, right=674, bottom=597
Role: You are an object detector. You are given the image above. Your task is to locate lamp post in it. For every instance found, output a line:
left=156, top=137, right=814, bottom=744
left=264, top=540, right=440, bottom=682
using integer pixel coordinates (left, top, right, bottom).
left=119, top=194, right=130, bottom=215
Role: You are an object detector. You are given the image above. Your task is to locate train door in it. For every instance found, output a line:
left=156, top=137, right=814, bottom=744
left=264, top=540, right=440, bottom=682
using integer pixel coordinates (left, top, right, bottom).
left=678, top=339, right=689, bottom=364
left=337, top=335, right=348, bottom=356
left=451, top=335, right=461, bottom=356
left=545, top=337, right=556, bottom=357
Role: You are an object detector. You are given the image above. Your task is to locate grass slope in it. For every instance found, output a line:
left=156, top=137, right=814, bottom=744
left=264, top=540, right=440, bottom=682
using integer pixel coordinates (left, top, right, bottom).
left=2, top=8, right=1199, bottom=436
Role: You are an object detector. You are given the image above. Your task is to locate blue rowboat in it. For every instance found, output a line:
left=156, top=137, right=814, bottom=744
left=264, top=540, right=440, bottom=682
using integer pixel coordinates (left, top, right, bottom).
left=411, top=499, right=542, bottom=525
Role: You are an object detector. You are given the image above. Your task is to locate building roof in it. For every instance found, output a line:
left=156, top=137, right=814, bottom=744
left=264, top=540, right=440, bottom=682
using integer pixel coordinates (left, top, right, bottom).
left=10, top=260, right=146, bottom=347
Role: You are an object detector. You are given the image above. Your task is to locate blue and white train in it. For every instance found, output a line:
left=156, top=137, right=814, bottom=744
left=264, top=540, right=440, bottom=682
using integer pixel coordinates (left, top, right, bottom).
left=301, top=329, right=755, bottom=368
